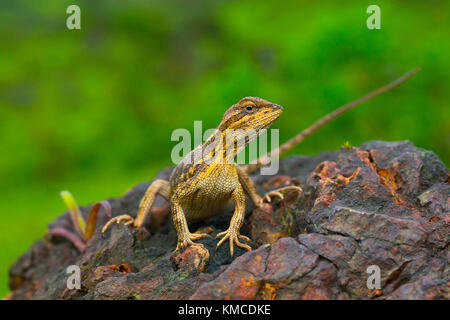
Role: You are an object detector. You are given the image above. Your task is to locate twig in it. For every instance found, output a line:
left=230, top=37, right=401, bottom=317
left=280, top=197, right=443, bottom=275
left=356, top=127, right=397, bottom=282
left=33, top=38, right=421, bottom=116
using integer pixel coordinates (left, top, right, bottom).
left=245, top=67, right=421, bottom=173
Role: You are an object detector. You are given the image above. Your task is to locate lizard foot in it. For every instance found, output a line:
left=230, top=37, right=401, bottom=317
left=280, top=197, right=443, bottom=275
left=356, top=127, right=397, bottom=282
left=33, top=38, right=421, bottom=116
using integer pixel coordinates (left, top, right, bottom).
left=102, top=214, right=135, bottom=234
left=216, top=229, right=251, bottom=257
left=261, top=186, right=303, bottom=204
left=176, top=232, right=209, bottom=251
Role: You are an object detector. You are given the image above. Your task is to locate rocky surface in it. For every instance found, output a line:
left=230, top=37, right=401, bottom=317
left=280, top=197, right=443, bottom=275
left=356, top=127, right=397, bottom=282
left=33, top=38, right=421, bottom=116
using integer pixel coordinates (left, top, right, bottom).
left=8, top=141, right=449, bottom=300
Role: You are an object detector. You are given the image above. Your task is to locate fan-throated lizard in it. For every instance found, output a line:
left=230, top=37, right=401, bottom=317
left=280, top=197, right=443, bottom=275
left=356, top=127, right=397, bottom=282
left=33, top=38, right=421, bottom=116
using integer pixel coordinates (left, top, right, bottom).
left=102, top=67, right=420, bottom=257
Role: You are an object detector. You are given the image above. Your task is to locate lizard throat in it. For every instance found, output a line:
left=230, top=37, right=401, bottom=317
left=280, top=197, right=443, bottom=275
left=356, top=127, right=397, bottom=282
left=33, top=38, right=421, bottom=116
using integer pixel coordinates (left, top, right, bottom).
left=192, top=128, right=263, bottom=165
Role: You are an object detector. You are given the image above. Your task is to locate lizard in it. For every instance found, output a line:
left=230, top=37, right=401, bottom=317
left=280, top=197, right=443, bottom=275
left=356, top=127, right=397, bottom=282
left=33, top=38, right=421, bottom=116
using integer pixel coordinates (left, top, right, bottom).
left=102, top=67, right=420, bottom=257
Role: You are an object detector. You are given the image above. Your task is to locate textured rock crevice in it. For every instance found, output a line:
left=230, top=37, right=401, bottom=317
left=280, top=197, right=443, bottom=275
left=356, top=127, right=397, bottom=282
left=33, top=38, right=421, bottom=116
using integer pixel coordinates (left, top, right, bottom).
left=8, top=140, right=449, bottom=300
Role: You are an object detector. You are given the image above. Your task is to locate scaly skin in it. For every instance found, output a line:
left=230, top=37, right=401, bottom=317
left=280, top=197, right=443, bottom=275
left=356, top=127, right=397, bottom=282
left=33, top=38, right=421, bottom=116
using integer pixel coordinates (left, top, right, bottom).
left=102, top=97, right=301, bottom=256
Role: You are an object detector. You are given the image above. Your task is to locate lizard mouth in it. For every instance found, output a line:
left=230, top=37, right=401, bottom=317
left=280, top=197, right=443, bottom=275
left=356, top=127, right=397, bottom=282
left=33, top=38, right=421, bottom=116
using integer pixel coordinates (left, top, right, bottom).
left=258, top=109, right=283, bottom=130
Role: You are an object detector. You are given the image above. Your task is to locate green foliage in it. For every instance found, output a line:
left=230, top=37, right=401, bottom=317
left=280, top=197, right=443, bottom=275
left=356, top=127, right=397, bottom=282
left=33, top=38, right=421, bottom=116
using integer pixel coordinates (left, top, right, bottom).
left=47, top=190, right=111, bottom=250
left=60, top=190, right=85, bottom=238
left=343, top=141, right=352, bottom=150
left=0, top=0, right=449, bottom=297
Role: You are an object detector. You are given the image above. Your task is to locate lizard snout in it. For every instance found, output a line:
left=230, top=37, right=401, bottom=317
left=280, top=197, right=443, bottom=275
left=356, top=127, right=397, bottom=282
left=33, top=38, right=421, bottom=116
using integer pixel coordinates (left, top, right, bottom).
left=272, top=104, right=283, bottom=111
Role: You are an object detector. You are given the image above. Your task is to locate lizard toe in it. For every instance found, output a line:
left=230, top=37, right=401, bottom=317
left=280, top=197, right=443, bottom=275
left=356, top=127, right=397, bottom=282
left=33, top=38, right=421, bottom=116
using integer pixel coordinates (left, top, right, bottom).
left=234, top=238, right=252, bottom=252
left=262, top=186, right=303, bottom=204
left=190, top=233, right=209, bottom=241
left=238, top=234, right=251, bottom=243
left=216, top=229, right=251, bottom=257
left=102, top=215, right=135, bottom=234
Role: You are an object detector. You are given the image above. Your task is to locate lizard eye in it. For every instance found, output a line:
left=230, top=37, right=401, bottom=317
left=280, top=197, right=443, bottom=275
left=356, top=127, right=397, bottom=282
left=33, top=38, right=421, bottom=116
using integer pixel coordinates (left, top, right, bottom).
left=243, top=103, right=255, bottom=112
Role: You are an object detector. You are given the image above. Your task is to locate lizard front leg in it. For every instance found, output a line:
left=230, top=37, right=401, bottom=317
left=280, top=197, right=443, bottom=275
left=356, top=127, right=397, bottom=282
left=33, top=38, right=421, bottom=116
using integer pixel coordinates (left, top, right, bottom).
left=236, top=165, right=302, bottom=205
left=216, top=184, right=252, bottom=257
left=102, top=179, right=169, bottom=233
left=171, top=198, right=209, bottom=251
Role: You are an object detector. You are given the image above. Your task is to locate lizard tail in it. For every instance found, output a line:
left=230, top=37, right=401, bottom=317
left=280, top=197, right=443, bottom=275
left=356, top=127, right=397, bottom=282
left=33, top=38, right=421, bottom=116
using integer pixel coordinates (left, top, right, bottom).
left=244, top=67, right=421, bottom=174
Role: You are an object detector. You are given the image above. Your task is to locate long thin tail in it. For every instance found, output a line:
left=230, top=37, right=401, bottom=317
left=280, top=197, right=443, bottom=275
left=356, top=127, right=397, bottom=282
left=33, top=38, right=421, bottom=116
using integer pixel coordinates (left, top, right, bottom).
left=245, top=67, right=421, bottom=174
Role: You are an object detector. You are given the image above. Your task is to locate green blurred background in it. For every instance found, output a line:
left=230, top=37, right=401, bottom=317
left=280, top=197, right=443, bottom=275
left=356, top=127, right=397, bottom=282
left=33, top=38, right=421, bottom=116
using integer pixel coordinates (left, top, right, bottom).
left=0, top=0, right=448, bottom=297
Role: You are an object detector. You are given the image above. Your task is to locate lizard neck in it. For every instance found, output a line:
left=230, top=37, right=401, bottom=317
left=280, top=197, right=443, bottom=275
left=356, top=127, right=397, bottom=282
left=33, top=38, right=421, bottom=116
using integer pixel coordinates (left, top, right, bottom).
left=181, top=121, right=263, bottom=167
left=200, top=127, right=261, bottom=164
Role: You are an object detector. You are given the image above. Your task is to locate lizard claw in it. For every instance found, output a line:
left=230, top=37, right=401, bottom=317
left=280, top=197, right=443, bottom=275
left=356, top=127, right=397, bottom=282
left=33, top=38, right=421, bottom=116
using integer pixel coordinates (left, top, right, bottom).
left=175, top=231, right=210, bottom=251
left=216, top=229, right=252, bottom=257
left=261, top=186, right=303, bottom=204
left=262, top=191, right=283, bottom=203
left=102, top=214, right=135, bottom=234
left=176, top=234, right=207, bottom=251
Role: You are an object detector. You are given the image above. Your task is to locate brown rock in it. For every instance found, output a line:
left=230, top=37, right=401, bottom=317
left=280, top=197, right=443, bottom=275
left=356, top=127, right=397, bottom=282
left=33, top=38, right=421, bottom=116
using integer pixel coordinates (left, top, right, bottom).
left=7, top=140, right=449, bottom=300
left=172, top=245, right=210, bottom=274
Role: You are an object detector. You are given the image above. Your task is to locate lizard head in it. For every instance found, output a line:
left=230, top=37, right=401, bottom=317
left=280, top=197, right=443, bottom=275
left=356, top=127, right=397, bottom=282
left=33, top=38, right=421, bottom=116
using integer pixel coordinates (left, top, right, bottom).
left=203, top=97, right=283, bottom=162
left=219, top=97, right=283, bottom=132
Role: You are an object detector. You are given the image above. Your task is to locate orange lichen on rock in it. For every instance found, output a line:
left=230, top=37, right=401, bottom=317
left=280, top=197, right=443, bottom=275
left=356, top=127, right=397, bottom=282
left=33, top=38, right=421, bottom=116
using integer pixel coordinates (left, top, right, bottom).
left=367, top=288, right=383, bottom=298
left=356, top=149, right=377, bottom=172
left=234, top=276, right=259, bottom=300
left=315, top=161, right=360, bottom=187
left=311, top=161, right=360, bottom=209
left=260, top=283, right=277, bottom=300
left=358, top=149, right=408, bottom=205
left=376, top=166, right=406, bottom=205
left=109, top=264, right=133, bottom=274
left=356, top=149, right=426, bottom=219
left=109, top=264, right=119, bottom=272
left=336, top=167, right=361, bottom=186
left=315, top=194, right=338, bottom=208
left=118, top=264, right=133, bottom=273
left=429, top=216, right=440, bottom=223
left=315, top=161, right=339, bottom=180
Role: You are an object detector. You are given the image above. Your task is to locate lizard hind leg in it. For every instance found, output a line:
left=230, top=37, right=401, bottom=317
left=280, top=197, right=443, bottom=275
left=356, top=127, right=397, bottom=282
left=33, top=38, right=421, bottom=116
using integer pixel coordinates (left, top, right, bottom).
left=102, top=179, right=170, bottom=234
left=236, top=164, right=302, bottom=206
